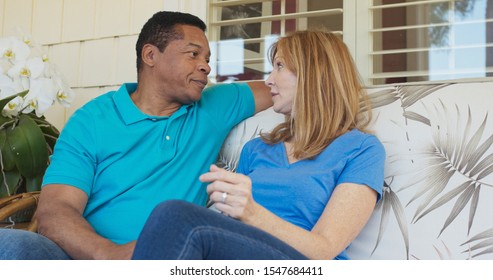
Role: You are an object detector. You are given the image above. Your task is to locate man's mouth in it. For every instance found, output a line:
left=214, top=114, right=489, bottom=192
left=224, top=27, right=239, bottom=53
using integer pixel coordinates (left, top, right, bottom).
left=193, top=79, right=208, bottom=88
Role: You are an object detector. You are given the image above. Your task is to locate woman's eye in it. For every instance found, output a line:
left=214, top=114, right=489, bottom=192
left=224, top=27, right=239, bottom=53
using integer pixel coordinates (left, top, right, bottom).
left=276, top=62, right=284, bottom=69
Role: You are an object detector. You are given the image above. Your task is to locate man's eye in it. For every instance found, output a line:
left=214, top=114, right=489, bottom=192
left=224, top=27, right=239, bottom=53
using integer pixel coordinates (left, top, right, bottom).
left=191, top=51, right=198, bottom=57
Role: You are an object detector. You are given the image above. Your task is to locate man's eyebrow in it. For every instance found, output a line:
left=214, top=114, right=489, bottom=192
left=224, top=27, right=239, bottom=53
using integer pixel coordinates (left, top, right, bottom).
left=186, top=43, right=203, bottom=49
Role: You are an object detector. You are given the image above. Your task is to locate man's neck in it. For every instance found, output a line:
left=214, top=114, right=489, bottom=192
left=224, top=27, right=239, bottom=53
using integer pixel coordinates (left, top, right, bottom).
left=130, top=86, right=181, bottom=117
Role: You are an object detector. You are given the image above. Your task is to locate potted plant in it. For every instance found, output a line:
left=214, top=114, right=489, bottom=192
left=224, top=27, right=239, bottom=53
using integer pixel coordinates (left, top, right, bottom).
left=0, top=34, right=75, bottom=199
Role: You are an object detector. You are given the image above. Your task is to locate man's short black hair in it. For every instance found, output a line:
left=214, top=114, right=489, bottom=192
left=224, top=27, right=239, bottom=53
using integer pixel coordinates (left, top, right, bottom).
left=135, top=11, right=207, bottom=77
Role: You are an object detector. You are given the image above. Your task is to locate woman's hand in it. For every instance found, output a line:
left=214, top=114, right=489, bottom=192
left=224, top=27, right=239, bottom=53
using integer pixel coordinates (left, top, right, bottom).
left=200, top=164, right=259, bottom=222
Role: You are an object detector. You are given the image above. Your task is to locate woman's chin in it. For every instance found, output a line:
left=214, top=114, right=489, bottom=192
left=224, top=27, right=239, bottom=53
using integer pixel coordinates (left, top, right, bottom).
left=272, top=105, right=291, bottom=116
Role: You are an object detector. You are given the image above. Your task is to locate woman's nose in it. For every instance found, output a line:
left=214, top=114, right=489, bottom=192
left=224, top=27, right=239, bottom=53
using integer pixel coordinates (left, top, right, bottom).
left=265, top=73, right=274, bottom=86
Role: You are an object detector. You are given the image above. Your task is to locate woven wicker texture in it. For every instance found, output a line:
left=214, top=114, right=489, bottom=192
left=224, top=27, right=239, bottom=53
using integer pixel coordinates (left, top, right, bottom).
left=0, top=192, right=40, bottom=232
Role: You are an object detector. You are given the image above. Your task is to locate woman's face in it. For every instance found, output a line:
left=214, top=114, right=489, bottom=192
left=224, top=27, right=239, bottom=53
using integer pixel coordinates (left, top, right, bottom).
left=265, top=51, right=297, bottom=115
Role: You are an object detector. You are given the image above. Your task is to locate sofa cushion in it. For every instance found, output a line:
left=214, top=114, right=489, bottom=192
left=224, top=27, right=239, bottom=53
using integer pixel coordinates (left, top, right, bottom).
left=216, top=81, right=493, bottom=259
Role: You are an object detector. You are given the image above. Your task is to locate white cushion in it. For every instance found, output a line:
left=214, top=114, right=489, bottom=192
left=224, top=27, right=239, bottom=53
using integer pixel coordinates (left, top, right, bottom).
left=217, top=81, right=493, bottom=259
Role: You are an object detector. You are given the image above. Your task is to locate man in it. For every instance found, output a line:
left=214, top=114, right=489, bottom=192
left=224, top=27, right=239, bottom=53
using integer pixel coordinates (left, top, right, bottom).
left=0, top=11, right=271, bottom=260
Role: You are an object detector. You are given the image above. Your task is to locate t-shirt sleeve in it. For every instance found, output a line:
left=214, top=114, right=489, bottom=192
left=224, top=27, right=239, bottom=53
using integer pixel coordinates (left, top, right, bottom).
left=337, top=135, right=386, bottom=201
left=42, top=106, right=97, bottom=196
left=236, top=139, right=254, bottom=175
left=199, top=83, right=255, bottom=129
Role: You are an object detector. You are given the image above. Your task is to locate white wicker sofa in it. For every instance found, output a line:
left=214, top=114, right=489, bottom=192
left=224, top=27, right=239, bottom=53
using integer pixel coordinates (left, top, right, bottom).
left=216, top=80, right=493, bottom=260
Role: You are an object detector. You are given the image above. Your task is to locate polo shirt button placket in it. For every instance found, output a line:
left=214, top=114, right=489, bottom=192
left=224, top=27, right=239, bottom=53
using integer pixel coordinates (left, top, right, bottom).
left=160, top=120, right=174, bottom=162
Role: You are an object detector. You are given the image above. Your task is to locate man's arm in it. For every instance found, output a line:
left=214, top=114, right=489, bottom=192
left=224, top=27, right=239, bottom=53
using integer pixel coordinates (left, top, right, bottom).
left=246, top=81, right=272, bottom=114
left=35, top=184, right=135, bottom=260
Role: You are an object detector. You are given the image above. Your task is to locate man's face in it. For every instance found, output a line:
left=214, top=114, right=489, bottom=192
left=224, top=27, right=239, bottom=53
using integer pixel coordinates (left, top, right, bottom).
left=154, top=25, right=211, bottom=105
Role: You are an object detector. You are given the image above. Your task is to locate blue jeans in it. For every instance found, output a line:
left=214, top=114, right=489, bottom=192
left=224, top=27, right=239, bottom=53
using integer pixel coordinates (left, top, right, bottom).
left=0, top=228, right=71, bottom=260
left=132, top=200, right=309, bottom=260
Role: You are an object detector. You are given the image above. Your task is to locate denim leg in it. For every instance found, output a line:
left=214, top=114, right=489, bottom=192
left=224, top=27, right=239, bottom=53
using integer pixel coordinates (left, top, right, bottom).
left=0, top=228, right=71, bottom=260
left=132, top=200, right=309, bottom=260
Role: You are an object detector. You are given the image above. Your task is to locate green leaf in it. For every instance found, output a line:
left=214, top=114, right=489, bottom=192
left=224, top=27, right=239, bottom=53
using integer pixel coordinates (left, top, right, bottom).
left=6, top=114, right=49, bottom=178
left=29, top=114, right=60, bottom=151
left=0, top=114, right=12, bottom=125
left=0, top=170, right=21, bottom=198
left=0, top=129, right=16, bottom=171
left=25, top=174, right=44, bottom=192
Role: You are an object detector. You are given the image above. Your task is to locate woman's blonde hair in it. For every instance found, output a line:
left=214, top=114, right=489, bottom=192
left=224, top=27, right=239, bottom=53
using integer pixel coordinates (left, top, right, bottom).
left=261, top=29, right=372, bottom=160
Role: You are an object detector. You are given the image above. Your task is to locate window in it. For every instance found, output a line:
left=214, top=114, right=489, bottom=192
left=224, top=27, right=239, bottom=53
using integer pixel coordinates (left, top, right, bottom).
left=208, top=0, right=493, bottom=85
left=367, top=0, right=493, bottom=84
left=208, top=0, right=344, bottom=83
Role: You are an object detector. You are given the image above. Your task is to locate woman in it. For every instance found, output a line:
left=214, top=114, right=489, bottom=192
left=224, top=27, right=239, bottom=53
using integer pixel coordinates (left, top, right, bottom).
left=132, top=30, right=385, bottom=260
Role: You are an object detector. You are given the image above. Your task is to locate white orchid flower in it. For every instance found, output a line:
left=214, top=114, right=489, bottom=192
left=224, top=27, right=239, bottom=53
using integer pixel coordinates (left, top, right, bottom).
left=22, top=78, right=57, bottom=117
left=0, top=33, right=75, bottom=120
left=56, top=87, right=75, bottom=107
left=0, top=36, right=30, bottom=63
left=7, top=56, right=46, bottom=91
left=52, top=71, right=75, bottom=107
left=0, top=72, right=18, bottom=99
left=7, top=56, right=45, bottom=80
left=2, top=96, right=24, bottom=118
left=0, top=60, right=8, bottom=75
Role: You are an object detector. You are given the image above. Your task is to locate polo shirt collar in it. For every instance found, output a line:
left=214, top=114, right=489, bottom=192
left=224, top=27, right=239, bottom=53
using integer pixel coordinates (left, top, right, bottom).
left=113, top=83, right=194, bottom=125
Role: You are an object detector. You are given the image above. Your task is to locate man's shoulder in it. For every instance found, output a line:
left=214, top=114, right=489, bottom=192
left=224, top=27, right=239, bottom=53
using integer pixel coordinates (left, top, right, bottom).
left=202, top=82, right=251, bottom=97
left=77, top=88, right=120, bottom=114
left=66, top=90, right=118, bottom=127
left=86, top=91, right=114, bottom=106
left=198, top=82, right=253, bottom=112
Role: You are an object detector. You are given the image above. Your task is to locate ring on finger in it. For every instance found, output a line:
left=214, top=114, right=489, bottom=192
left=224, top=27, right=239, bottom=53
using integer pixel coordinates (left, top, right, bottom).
left=221, top=192, right=228, bottom=203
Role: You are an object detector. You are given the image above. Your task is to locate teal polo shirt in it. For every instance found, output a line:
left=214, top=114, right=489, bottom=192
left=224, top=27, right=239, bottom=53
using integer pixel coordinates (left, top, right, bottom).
left=42, top=82, right=254, bottom=244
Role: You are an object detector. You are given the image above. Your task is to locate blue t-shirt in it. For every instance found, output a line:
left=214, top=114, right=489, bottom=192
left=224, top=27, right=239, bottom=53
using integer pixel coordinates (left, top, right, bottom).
left=236, top=129, right=385, bottom=260
left=42, top=82, right=255, bottom=244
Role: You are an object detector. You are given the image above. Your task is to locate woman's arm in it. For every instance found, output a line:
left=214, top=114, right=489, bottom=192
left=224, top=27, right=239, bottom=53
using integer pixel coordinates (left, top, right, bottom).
left=201, top=165, right=377, bottom=260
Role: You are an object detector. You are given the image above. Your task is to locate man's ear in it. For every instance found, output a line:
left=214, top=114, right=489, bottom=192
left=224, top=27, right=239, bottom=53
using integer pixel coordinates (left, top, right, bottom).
left=141, top=44, right=157, bottom=67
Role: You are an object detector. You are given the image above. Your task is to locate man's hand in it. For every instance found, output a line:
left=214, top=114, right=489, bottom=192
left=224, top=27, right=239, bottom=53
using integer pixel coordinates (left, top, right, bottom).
left=103, top=241, right=136, bottom=260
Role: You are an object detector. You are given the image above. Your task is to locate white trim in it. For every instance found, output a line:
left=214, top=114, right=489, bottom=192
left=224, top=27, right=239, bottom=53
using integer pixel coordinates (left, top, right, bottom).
left=342, top=0, right=357, bottom=60
left=355, top=0, right=372, bottom=85
left=209, top=9, right=343, bottom=26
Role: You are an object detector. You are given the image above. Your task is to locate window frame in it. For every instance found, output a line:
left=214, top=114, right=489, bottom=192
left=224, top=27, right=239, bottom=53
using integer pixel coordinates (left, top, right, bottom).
left=207, top=0, right=493, bottom=86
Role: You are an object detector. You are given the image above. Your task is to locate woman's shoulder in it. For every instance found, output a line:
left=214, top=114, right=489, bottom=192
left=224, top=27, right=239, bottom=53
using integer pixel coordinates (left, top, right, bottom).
left=242, top=137, right=286, bottom=155
left=342, top=129, right=380, bottom=141
left=337, top=129, right=385, bottom=152
left=243, top=136, right=268, bottom=150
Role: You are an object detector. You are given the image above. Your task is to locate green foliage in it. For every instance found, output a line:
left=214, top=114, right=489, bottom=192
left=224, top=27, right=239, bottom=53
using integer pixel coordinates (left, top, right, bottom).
left=0, top=92, right=59, bottom=198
